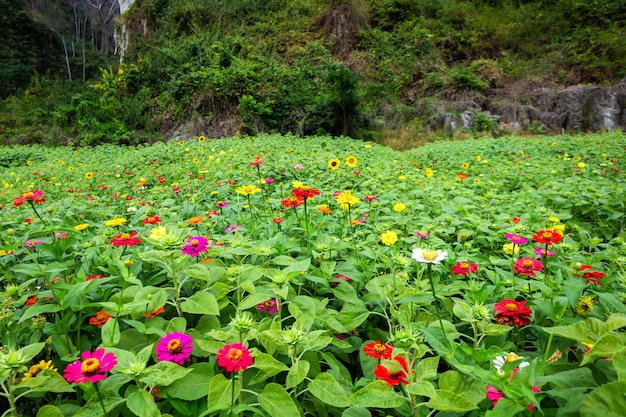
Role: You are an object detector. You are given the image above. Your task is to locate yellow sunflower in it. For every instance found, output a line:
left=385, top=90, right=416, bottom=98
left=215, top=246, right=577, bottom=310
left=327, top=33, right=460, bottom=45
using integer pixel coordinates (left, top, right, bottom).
left=85, top=172, right=94, bottom=179
left=346, top=155, right=358, bottom=167
left=328, top=158, right=340, bottom=170
left=198, top=135, right=206, bottom=142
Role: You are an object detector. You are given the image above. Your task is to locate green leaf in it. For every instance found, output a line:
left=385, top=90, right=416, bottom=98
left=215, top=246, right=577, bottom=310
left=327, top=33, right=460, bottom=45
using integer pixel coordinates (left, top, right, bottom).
left=101, top=318, right=121, bottom=347
left=182, top=263, right=211, bottom=281
left=250, top=353, right=289, bottom=385
left=286, top=359, right=309, bottom=389
left=140, top=361, right=193, bottom=387
left=341, top=408, right=371, bottom=417
left=602, top=313, right=626, bottom=333
left=542, top=318, right=603, bottom=343
left=16, top=370, right=74, bottom=393
left=181, top=291, right=219, bottom=315
left=207, top=374, right=238, bottom=409
left=405, top=381, right=437, bottom=398
left=19, top=305, right=62, bottom=323
left=308, top=372, right=351, bottom=407
left=426, top=389, right=479, bottom=412
left=73, top=388, right=125, bottom=417
left=36, top=405, right=64, bottom=417
left=349, top=380, right=405, bottom=408
left=160, top=363, right=213, bottom=400
left=414, top=356, right=439, bottom=381
left=580, top=381, right=626, bottom=417
left=17, top=342, right=46, bottom=364
left=483, top=323, right=514, bottom=336
left=126, top=386, right=160, bottom=417
left=239, top=291, right=277, bottom=311
left=258, top=383, right=301, bottom=417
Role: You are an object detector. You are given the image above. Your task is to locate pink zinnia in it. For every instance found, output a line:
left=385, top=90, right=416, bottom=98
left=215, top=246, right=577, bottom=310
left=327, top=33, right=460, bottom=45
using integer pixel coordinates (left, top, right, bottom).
left=504, top=233, right=528, bottom=245
left=452, top=261, right=478, bottom=276
left=155, top=332, right=193, bottom=365
left=216, top=343, right=254, bottom=372
left=332, top=274, right=351, bottom=286
left=534, top=247, right=555, bottom=258
left=256, top=299, right=278, bottom=314
left=63, top=348, right=117, bottom=384
left=514, top=257, right=544, bottom=277
left=485, top=386, right=504, bottom=407
left=181, top=236, right=209, bottom=257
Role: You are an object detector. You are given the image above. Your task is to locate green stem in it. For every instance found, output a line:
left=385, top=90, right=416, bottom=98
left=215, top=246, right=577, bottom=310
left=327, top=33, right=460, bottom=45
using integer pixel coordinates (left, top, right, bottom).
left=94, top=382, right=108, bottom=417
left=543, top=333, right=554, bottom=363
left=29, top=201, right=47, bottom=227
left=170, top=255, right=183, bottom=317
left=230, top=371, right=237, bottom=416
left=1, top=374, right=18, bottom=417
left=426, top=263, right=451, bottom=352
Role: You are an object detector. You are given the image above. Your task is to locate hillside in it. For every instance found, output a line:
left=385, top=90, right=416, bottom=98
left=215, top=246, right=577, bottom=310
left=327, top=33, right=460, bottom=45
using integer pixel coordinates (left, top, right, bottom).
left=1, top=0, right=626, bottom=146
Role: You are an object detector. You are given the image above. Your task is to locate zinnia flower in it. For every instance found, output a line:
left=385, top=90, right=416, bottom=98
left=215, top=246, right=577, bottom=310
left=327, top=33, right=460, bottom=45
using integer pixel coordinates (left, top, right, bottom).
left=282, top=196, right=304, bottom=209
left=485, top=386, right=504, bottom=407
left=504, top=233, right=528, bottom=245
left=63, top=349, right=117, bottom=384
left=534, top=247, right=555, bottom=257
left=255, top=299, right=278, bottom=314
left=393, top=202, right=406, bottom=212
left=345, top=155, right=358, bottom=167
left=412, top=248, right=447, bottom=264
left=328, top=158, right=340, bottom=170
left=144, top=306, right=165, bottom=318
left=25, top=296, right=38, bottom=306
left=235, top=185, right=261, bottom=196
left=381, top=230, right=398, bottom=246
left=149, top=225, right=168, bottom=240
left=317, top=204, right=332, bottom=214
left=374, top=356, right=410, bottom=386
left=494, top=300, right=532, bottom=327
left=336, top=190, right=359, bottom=210
left=181, top=236, right=209, bottom=257
left=188, top=215, right=204, bottom=225
left=577, top=265, right=605, bottom=285
left=224, top=224, right=243, bottom=233
left=425, top=168, right=434, bottom=177
left=292, top=186, right=320, bottom=200
left=111, top=232, right=141, bottom=247
left=143, top=215, right=161, bottom=225
left=492, top=352, right=529, bottom=372
left=155, top=332, right=193, bottom=365
left=452, top=261, right=478, bottom=276
left=363, top=341, right=393, bottom=360
left=532, top=229, right=563, bottom=245
left=216, top=343, right=254, bottom=372
left=514, top=257, right=544, bottom=277
left=104, top=218, right=127, bottom=227
left=89, top=311, right=112, bottom=328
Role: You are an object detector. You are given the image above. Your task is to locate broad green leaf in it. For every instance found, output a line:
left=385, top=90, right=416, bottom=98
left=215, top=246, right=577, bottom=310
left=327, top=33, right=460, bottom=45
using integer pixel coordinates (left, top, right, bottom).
left=182, top=263, right=211, bottom=281
left=250, top=352, right=289, bottom=385
left=258, top=383, right=300, bottom=417
left=542, top=318, right=603, bottom=343
left=414, top=356, right=439, bottom=381
left=426, top=389, right=479, bottom=412
left=308, top=372, right=350, bottom=408
left=36, top=405, right=64, bottom=417
left=126, top=386, right=160, bottom=417
left=19, top=305, right=62, bottom=323
left=181, top=291, right=219, bottom=315
left=140, top=361, right=192, bottom=386
left=349, top=380, right=404, bottom=408
left=602, top=314, right=626, bottom=334
left=580, top=381, right=626, bottom=417
left=101, top=318, right=121, bottom=347
left=405, top=381, right=437, bottom=398
left=239, top=291, right=277, bottom=311
left=286, top=359, right=309, bottom=389
left=207, top=374, right=239, bottom=409
left=483, top=323, right=514, bottom=336
left=160, top=363, right=213, bottom=400
left=73, top=388, right=125, bottom=417
left=581, top=334, right=626, bottom=365
left=341, top=407, right=371, bottom=417
left=16, top=370, right=74, bottom=393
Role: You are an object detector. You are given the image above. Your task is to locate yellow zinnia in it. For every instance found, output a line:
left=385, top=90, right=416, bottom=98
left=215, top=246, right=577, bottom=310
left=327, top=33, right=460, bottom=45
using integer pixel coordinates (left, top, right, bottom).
left=381, top=230, right=398, bottom=246
left=74, top=224, right=89, bottom=231
left=393, top=202, right=406, bottom=212
left=336, top=190, right=359, bottom=210
left=149, top=225, right=168, bottom=240
left=104, top=218, right=127, bottom=227
left=425, top=168, right=434, bottom=177
left=235, top=185, right=261, bottom=196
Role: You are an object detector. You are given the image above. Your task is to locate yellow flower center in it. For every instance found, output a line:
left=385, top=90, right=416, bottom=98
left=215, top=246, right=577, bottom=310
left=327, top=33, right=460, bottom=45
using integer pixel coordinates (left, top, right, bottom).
left=191, top=239, right=199, bottom=247
left=227, top=348, right=243, bottom=361
left=422, top=250, right=438, bottom=261
left=373, top=343, right=386, bottom=354
left=505, top=303, right=518, bottom=312
left=120, top=233, right=130, bottom=240
left=23, top=192, right=34, bottom=199
left=542, top=231, right=553, bottom=239
left=167, top=339, right=182, bottom=354
left=263, top=301, right=274, bottom=308
left=460, top=262, right=470, bottom=270
left=81, top=358, right=100, bottom=375
left=523, top=260, right=534, bottom=268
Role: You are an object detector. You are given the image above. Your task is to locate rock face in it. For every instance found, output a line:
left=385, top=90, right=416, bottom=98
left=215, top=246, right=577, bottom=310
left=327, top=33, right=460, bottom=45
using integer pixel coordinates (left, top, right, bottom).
left=426, top=81, right=626, bottom=133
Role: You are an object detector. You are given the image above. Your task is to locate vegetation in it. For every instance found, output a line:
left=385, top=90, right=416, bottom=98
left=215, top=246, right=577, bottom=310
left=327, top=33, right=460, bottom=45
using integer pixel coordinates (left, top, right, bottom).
left=1, top=132, right=625, bottom=416
left=1, top=0, right=626, bottom=145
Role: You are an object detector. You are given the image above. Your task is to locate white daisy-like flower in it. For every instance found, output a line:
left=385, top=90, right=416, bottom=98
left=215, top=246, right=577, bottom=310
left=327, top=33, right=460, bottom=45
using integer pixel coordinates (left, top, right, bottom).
left=412, top=248, right=448, bottom=264
left=493, top=352, right=530, bottom=371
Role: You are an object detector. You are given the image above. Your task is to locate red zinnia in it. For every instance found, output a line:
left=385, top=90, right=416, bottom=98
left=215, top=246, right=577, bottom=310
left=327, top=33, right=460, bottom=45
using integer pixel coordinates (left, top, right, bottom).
left=452, top=261, right=478, bottom=276
left=144, top=306, right=165, bottom=318
left=13, top=197, right=24, bottom=207
left=111, top=232, right=141, bottom=247
left=363, top=341, right=393, bottom=359
left=292, top=186, right=320, bottom=200
left=578, top=265, right=605, bottom=285
left=21, top=190, right=45, bottom=201
left=86, top=274, right=104, bottom=281
left=494, top=300, right=532, bottom=327
left=514, top=257, right=544, bottom=277
left=281, top=196, right=304, bottom=209
left=143, top=215, right=161, bottom=225
left=25, top=296, right=38, bottom=306
left=374, top=356, right=410, bottom=386
left=532, top=229, right=563, bottom=245
left=216, top=343, right=254, bottom=373
left=512, top=217, right=521, bottom=224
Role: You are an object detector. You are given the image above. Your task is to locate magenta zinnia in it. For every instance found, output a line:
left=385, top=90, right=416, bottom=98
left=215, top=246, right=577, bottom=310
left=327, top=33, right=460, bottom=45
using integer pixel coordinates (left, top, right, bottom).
left=514, top=257, right=544, bottom=277
left=63, top=348, right=117, bottom=384
left=256, top=299, right=278, bottom=314
left=181, top=236, right=209, bottom=257
left=216, top=342, right=253, bottom=372
left=155, top=332, right=193, bottom=365
left=504, top=233, right=528, bottom=245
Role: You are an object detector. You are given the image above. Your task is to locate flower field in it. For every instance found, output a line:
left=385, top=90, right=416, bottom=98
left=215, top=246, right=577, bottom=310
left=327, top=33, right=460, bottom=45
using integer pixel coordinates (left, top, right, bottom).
left=1, top=132, right=625, bottom=417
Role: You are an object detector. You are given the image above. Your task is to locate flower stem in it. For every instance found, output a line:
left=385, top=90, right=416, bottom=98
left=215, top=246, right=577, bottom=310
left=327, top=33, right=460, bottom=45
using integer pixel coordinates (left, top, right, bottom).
left=94, top=383, right=108, bottom=417
left=543, top=333, right=555, bottom=363
left=426, top=263, right=451, bottom=352
left=230, top=371, right=237, bottom=416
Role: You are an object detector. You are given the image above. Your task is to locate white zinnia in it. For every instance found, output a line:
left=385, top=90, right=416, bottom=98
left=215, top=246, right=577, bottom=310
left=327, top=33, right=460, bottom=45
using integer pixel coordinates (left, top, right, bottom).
left=412, top=248, right=448, bottom=264
left=493, top=352, right=530, bottom=371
